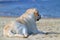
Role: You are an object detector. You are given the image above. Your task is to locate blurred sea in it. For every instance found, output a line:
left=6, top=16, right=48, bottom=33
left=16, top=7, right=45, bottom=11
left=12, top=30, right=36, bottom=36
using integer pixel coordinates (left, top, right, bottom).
left=0, top=0, right=60, bottom=18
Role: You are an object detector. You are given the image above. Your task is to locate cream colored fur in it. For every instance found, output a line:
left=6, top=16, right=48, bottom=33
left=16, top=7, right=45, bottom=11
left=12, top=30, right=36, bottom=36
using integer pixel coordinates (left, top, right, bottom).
left=3, top=8, right=41, bottom=38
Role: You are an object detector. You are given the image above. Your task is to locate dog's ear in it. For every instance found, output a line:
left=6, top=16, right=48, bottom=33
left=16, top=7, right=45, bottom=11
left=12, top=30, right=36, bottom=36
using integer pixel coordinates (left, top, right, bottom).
left=34, top=11, right=39, bottom=17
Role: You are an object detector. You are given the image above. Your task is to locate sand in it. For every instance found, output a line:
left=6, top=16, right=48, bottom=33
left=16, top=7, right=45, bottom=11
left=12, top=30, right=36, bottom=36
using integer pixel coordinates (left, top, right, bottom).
left=0, top=17, right=60, bottom=40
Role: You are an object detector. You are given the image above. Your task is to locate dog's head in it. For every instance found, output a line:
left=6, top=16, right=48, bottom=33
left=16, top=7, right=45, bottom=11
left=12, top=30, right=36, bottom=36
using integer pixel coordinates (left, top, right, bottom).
left=26, top=8, right=41, bottom=21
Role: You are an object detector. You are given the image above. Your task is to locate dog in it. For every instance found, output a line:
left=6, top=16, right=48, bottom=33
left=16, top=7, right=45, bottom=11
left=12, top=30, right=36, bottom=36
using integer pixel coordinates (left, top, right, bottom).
left=3, top=8, right=41, bottom=38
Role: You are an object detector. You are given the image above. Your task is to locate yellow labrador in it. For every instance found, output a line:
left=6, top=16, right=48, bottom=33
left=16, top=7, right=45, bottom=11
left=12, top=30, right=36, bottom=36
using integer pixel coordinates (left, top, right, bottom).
left=3, top=8, right=41, bottom=38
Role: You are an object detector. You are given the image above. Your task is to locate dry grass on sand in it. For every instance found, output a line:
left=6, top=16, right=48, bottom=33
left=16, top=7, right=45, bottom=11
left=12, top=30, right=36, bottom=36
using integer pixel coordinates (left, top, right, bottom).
left=0, top=17, right=60, bottom=40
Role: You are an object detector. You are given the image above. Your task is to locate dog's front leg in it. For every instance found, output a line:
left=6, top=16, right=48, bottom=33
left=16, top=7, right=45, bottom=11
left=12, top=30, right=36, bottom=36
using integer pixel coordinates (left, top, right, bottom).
left=12, top=26, right=28, bottom=38
left=13, top=26, right=28, bottom=38
left=31, top=22, right=39, bottom=34
left=22, top=26, right=28, bottom=38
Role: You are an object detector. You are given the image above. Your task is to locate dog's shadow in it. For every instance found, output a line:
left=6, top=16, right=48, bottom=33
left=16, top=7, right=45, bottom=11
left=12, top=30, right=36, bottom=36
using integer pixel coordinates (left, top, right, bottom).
left=31, top=31, right=60, bottom=35
left=38, top=32, right=60, bottom=35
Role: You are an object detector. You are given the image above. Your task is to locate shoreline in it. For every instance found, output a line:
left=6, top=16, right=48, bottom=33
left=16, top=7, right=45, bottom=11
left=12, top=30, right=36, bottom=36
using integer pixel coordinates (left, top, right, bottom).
left=0, top=16, right=60, bottom=19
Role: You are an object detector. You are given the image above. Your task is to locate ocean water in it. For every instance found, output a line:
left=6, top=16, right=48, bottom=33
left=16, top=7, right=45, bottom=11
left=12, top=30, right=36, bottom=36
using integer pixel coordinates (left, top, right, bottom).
left=0, top=0, right=60, bottom=18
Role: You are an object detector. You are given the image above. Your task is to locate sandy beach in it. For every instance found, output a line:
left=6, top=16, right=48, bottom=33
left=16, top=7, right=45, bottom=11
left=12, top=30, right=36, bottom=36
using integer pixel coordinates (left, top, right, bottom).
left=0, top=17, right=60, bottom=40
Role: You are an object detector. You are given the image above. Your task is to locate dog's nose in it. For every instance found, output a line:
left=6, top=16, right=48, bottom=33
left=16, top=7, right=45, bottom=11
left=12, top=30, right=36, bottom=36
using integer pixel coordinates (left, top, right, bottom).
left=37, top=19, right=40, bottom=21
left=37, top=15, right=41, bottom=21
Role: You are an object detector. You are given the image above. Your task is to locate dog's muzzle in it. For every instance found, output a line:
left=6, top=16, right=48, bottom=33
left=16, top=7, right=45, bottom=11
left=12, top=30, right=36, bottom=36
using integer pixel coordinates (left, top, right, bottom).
left=37, top=15, right=41, bottom=21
